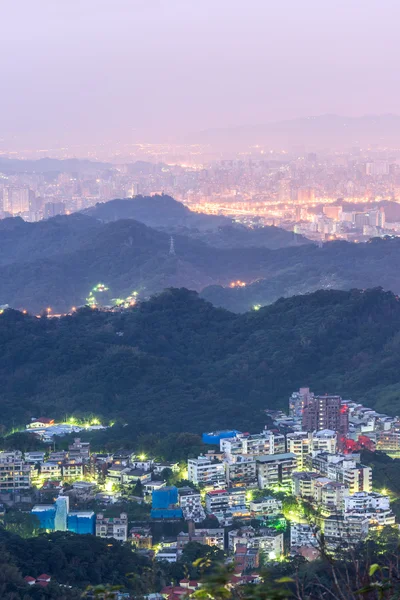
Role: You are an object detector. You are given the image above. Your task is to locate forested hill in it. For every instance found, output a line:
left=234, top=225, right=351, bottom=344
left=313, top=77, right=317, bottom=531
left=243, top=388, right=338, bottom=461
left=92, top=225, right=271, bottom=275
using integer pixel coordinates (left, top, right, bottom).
left=2, top=287, right=400, bottom=433
left=202, top=237, right=400, bottom=312
left=83, top=195, right=231, bottom=230
left=82, top=195, right=308, bottom=248
left=0, top=217, right=282, bottom=313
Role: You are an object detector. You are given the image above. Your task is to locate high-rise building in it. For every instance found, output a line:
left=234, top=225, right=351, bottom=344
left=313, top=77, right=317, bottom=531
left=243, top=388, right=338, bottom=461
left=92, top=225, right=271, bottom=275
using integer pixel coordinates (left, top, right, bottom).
left=289, top=387, right=314, bottom=419
left=2, top=187, right=31, bottom=214
left=302, top=395, right=349, bottom=434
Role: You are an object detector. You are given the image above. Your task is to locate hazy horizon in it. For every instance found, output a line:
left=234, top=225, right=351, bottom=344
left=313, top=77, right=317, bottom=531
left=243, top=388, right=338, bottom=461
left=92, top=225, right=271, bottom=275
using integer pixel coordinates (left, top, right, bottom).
left=2, top=0, right=400, bottom=148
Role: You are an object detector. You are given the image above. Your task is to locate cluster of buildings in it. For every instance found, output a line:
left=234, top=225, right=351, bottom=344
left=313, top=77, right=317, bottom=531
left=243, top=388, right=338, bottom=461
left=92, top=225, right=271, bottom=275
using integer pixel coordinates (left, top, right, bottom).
left=26, top=416, right=106, bottom=442
left=1, top=386, right=400, bottom=572
left=4, top=150, right=400, bottom=246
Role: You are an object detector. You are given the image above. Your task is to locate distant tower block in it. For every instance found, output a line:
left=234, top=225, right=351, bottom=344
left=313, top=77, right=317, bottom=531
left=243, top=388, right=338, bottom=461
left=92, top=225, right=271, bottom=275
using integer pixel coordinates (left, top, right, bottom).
left=169, top=236, right=176, bottom=256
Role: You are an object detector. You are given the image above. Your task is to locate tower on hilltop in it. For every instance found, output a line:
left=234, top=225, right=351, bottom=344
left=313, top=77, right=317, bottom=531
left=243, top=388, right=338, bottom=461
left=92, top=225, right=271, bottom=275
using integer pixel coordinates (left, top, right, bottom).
left=169, top=236, right=176, bottom=256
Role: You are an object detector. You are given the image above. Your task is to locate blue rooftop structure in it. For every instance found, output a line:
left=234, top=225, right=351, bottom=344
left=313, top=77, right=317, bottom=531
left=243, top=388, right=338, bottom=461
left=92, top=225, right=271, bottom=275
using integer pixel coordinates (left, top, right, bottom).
left=152, top=486, right=178, bottom=509
left=202, top=430, right=241, bottom=445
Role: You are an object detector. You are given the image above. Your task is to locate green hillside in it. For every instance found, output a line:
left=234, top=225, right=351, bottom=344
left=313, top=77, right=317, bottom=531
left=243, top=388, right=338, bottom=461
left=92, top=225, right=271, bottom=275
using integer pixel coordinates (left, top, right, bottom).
left=1, top=287, right=400, bottom=433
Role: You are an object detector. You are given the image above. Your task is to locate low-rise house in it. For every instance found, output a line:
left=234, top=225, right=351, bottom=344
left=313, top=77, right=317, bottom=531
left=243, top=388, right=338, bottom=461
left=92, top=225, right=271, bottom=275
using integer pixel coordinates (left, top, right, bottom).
left=228, top=526, right=284, bottom=558
left=24, top=451, right=46, bottom=464
left=41, top=462, right=62, bottom=479
left=130, top=526, right=153, bottom=549
left=62, top=462, right=84, bottom=479
left=121, top=468, right=152, bottom=485
left=96, top=512, right=128, bottom=542
left=27, top=418, right=55, bottom=429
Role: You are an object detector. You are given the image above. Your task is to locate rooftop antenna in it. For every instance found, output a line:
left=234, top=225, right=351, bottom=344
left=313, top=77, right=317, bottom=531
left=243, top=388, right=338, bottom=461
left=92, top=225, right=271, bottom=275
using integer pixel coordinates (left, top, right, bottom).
left=169, top=236, right=175, bottom=256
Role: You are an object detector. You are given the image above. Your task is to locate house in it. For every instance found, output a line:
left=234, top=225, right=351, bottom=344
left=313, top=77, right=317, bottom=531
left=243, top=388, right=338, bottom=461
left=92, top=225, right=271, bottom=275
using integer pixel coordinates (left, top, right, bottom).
left=41, top=462, right=62, bottom=479
left=121, top=468, right=152, bottom=485
left=24, top=576, right=36, bottom=586
left=27, top=418, right=55, bottom=429
left=24, top=451, right=46, bottom=464
left=62, top=462, right=84, bottom=479
left=96, top=513, right=128, bottom=542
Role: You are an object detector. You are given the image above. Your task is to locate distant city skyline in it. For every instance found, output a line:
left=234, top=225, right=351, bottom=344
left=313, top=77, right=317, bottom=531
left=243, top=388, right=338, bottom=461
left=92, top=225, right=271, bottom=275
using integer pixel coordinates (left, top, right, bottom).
left=1, top=0, right=400, bottom=148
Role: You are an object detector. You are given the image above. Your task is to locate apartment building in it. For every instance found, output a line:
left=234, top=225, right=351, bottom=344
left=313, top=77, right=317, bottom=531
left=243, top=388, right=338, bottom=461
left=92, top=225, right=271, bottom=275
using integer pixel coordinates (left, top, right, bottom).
left=96, top=513, right=128, bottom=542
left=0, top=451, right=31, bottom=492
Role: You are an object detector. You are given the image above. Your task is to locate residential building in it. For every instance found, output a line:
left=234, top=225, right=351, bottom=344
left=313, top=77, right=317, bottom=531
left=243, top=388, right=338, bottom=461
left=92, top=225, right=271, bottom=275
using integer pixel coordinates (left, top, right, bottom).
left=249, top=496, right=283, bottom=517
left=286, top=432, right=311, bottom=469
left=0, top=451, right=31, bottom=492
left=178, top=487, right=206, bottom=523
left=62, top=463, right=84, bottom=480
left=322, top=514, right=369, bottom=547
left=289, top=387, right=314, bottom=419
left=341, top=464, right=372, bottom=494
left=228, top=526, right=284, bottom=558
left=68, top=438, right=90, bottom=462
left=187, top=456, right=225, bottom=486
left=177, top=526, right=224, bottom=554
left=234, top=544, right=260, bottom=570
left=221, top=431, right=285, bottom=457
left=121, top=468, right=152, bottom=485
left=24, top=451, right=46, bottom=465
left=302, top=395, right=348, bottom=434
left=130, top=527, right=153, bottom=549
left=311, top=430, right=337, bottom=454
left=344, top=492, right=395, bottom=527
left=225, top=454, right=257, bottom=486
left=313, top=479, right=349, bottom=513
left=290, top=523, right=319, bottom=549
left=292, top=472, right=321, bottom=499
left=256, top=453, right=297, bottom=489
left=96, top=513, right=128, bottom=542
left=41, top=462, right=62, bottom=479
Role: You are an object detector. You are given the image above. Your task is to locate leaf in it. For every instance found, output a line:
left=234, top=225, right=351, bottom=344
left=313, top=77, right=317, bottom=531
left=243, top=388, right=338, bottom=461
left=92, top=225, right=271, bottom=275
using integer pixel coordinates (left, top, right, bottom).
left=369, top=564, right=380, bottom=577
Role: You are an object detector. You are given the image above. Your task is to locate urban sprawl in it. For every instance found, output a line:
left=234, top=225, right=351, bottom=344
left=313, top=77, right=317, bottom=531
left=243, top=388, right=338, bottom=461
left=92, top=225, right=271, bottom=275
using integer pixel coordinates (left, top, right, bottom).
left=1, top=388, right=400, bottom=595
left=2, top=149, right=400, bottom=243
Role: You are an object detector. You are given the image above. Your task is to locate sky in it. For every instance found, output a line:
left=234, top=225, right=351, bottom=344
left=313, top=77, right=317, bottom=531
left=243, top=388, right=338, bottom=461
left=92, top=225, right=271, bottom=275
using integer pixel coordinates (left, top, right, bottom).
left=1, top=0, right=399, bottom=147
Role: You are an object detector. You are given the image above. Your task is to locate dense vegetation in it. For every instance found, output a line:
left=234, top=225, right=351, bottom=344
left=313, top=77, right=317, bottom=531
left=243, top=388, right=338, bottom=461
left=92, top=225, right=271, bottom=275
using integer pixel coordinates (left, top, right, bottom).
left=202, top=236, right=400, bottom=312
left=0, top=528, right=153, bottom=599
left=3, top=525, right=400, bottom=600
left=2, top=287, right=400, bottom=431
left=0, top=205, right=300, bottom=313
left=6, top=201, right=400, bottom=314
